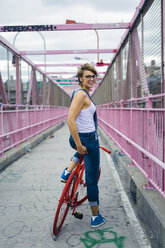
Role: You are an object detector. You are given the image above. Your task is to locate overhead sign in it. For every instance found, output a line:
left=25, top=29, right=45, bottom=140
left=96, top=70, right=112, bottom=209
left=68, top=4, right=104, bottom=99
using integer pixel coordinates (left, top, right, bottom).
left=0, top=25, right=56, bottom=32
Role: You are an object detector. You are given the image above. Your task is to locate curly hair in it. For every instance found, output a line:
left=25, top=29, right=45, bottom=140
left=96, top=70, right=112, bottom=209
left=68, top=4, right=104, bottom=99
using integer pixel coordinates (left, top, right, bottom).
left=77, top=63, right=98, bottom=85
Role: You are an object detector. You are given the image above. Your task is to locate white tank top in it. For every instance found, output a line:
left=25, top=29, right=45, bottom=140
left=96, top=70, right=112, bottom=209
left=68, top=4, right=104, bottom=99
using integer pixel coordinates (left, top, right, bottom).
left=76, top=99, right=96, bottom=133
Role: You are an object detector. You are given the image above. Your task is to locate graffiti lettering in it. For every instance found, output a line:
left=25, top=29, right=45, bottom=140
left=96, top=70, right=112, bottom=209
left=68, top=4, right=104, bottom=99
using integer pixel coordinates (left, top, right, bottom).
left=1, top=25, right=56, bottom=32
left=80, top=227, right=126, bottom=248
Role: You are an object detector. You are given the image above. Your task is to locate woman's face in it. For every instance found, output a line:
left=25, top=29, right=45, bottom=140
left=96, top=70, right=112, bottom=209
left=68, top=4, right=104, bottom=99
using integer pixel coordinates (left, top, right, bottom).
left=80, top=70, right=96, bottom=89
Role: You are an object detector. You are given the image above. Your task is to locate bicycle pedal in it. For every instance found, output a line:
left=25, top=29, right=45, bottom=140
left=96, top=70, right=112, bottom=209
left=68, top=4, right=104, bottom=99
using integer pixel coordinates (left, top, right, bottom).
left=74, top=212, right=83, bottom=219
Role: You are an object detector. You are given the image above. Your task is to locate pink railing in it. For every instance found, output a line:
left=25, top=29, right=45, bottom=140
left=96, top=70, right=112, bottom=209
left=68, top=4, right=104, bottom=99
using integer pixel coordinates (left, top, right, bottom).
left=97, top=94, right=165, bottom=199
left=0, top=104, right=68, bottom=155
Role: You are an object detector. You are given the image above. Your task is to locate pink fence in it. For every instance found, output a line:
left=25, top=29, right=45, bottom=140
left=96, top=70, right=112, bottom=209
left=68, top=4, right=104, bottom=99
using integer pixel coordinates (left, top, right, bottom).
left=0, top=104, right=68, bottom=155
left=97, top=94, right=165, bottom=199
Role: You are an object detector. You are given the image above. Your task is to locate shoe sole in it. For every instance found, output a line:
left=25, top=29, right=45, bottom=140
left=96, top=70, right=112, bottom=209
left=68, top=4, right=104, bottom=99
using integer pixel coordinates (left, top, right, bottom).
left=91, top=220, right=106, bottom=228
left=60, top=178, right=67, bottom=183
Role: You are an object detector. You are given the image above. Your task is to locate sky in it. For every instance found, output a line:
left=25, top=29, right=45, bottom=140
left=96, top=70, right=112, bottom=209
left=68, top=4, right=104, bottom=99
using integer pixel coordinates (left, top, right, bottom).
left=0, top=0, right=141, bottom=93
left=1, top=0, right=140, bottom=25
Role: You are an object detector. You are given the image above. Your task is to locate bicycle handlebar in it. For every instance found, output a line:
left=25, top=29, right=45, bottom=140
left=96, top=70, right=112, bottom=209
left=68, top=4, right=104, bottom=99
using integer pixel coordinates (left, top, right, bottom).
left=100, top=146, right=111, bottom=154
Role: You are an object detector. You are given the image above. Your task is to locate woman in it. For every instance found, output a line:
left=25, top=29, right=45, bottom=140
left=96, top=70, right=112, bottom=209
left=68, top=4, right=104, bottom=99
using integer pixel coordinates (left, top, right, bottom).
left=60, top=63, right=105, bottom=228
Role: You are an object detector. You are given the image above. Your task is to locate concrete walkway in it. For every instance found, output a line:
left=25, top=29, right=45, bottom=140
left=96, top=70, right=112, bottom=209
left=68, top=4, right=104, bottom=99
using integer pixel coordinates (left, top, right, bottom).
left=0, top=122, right=151, bottom=248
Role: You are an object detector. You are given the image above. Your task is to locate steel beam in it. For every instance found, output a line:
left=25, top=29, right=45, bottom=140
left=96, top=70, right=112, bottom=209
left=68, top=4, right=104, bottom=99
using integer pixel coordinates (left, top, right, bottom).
left=46, top=72, right=105, bottom=75
left=0, top=72, right=8, bottom=104
left=20, top=49, right=117, bottom=55
left=26, top=68, right=35, bottom=105
left=0, top=23, right=130, bottom=32
left=15, top=56, right=20, bottom=104
left=35, top=63, right=110, bottom=67
left=35, top=63, right=84, bottom=67
left=53, top=77, right=103, bottom=81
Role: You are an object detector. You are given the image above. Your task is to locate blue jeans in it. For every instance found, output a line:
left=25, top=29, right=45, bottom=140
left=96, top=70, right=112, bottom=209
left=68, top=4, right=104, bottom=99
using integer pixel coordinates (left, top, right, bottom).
left=69, top=131, right=100, bottom=207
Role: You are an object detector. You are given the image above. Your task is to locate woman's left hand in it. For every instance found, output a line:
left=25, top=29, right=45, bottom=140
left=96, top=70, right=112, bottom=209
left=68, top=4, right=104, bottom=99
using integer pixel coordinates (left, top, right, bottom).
left=77, top=144, right=88, bottom=155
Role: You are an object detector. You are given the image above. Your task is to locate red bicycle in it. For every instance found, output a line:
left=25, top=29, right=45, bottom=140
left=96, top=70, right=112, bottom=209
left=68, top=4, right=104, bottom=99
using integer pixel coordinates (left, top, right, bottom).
left=52, top=146, right=111, bottom=239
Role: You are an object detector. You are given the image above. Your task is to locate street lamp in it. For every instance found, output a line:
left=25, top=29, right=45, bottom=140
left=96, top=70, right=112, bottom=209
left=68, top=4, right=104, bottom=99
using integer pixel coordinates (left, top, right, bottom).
left=13, top=31, right=47, bottom=72
left=74, top=56, right=84, bottom=60
left=94, top=29, right=99, bottom=62
left=74, top=57, right=95, bottom=65
left=66, top=19, right=100, bottom=62
left=74, top=56, right=90, bottom=61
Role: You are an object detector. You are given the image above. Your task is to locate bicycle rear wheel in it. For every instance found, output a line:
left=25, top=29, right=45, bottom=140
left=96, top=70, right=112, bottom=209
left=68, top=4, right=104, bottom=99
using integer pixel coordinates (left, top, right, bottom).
left=76, top=160, right=88, bottom=206
left=76, top=161, right=101, bottom=206
left=53, top=170, right=78, bottom=236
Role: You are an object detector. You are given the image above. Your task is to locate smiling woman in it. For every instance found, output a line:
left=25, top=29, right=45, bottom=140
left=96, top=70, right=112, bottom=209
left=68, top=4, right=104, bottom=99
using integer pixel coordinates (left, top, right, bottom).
left=60, top=63, right=107, bottom=228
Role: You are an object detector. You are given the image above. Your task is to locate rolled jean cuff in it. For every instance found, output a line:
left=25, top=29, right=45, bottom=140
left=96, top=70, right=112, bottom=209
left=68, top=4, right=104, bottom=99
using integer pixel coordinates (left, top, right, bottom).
left=88, top=201, right=98, bottom=207
left=71, top=156, right=79, bottom=164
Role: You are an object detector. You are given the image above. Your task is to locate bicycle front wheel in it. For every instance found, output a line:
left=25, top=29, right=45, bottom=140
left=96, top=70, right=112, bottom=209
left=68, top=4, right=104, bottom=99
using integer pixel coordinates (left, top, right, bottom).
left=53, top=170, right=78, bottom=236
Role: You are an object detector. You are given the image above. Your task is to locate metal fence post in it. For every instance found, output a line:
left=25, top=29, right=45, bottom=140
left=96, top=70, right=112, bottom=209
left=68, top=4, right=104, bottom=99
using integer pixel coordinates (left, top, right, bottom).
left=147, top=95, right=154, bottom=188
left=15, top=104, right=19, bottom=147
left=129, top=98, right=135, bottom=167
left=0, top=103, right=3, bottom=155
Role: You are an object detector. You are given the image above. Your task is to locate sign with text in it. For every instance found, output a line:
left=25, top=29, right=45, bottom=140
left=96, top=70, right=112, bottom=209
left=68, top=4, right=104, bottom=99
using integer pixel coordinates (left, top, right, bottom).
left=0, top=25, right=56, bottom=32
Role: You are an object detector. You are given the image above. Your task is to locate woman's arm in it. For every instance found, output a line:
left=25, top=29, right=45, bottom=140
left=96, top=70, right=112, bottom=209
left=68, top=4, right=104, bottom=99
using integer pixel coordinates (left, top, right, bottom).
left=67, top=91, right=87, bottom=155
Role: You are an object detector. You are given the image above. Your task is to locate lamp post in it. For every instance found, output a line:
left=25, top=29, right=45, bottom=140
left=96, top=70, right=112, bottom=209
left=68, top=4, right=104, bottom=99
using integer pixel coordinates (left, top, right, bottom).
left=13, top=31, right=46, bottom=72
left=66, top=19, right=100, bottom=62
left=38, top=31, right=46, bottom=73
left=13, top=32, right=47, bottom=104
left=94, top=30, right=99, bottom=62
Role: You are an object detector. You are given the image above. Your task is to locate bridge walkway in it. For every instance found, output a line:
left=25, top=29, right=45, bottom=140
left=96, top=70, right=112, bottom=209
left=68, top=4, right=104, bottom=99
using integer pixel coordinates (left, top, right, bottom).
left=0, top=123, right=151, bottom=248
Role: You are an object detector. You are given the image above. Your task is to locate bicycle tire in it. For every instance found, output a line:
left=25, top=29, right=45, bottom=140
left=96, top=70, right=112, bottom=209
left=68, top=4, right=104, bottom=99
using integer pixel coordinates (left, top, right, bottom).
left=53, top=170, right=78, bottom=236
left=75, top=160, right=88, bottom=206
left=75, top=160, right=101, bottom=206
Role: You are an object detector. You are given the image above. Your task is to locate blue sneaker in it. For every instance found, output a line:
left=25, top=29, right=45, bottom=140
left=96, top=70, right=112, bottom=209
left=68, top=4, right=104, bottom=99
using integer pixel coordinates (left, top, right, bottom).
left=60, top=168, right=71, bottom=183
left=91, top=213, right=106, bottom=228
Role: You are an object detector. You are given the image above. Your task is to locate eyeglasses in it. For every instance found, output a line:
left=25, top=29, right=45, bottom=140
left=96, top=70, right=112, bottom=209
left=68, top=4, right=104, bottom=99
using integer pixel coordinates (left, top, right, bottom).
left=84, top=75, right=96, bottom=80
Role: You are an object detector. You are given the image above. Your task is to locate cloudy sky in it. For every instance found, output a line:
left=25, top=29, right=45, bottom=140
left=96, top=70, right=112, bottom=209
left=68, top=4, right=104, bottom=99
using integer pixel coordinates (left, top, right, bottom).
left=0, top=0, right=140, bottom=81
left=1, top=0, right=140, bottom=25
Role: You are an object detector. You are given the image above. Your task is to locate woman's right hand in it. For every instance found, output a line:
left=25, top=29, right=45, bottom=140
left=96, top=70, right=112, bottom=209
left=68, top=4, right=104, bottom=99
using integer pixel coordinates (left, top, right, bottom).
left=77, top=144, right=88, bottom=155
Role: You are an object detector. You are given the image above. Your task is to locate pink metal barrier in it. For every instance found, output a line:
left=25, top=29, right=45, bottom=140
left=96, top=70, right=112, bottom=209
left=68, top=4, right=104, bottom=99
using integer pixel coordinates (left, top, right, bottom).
left=97, top=94, right=165, bottom=199
left=0, top=104, right=68, bottom=155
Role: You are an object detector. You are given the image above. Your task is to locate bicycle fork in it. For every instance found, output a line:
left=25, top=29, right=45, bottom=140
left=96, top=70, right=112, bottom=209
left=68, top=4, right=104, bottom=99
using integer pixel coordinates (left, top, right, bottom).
left=72, top=192, right=83, bottom=219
